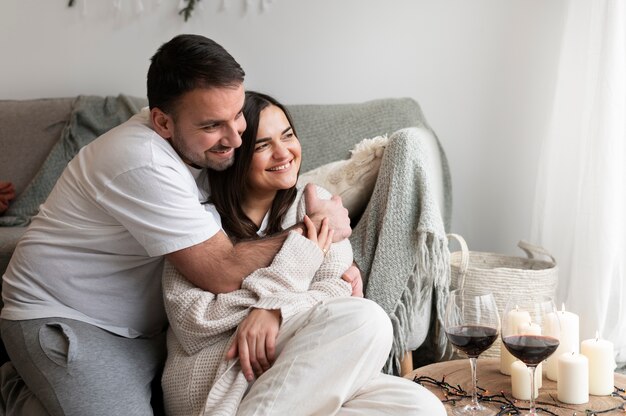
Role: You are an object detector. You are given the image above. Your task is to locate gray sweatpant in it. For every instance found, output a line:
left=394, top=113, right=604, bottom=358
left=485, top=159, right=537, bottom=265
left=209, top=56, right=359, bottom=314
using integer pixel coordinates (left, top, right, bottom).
left=0, top=318, right=166, bottom=416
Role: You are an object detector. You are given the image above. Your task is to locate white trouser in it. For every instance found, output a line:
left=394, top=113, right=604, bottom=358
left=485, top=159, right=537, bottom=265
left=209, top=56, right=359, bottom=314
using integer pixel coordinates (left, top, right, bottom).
left=236, top=297, right=445, bottom=416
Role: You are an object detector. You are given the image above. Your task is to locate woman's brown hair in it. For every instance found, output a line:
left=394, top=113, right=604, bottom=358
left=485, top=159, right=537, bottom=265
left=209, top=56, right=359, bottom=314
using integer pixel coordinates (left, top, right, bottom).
left=208, top=91, right=299, bottom=240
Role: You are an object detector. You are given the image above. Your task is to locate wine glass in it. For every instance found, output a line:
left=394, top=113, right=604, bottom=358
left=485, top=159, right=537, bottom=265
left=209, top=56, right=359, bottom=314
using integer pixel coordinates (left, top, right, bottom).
left=501, top=296, right=560, bottom=416
left=445, top=289, right=500, bottom=416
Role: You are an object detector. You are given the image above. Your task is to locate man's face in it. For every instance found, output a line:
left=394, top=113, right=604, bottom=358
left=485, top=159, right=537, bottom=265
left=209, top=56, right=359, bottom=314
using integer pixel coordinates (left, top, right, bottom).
left=167, top=84, right=246, bottom=170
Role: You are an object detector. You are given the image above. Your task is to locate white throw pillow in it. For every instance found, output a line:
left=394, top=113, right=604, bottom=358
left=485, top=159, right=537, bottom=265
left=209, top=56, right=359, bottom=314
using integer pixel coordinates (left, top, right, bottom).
left=297, top=135, right=389, bottom=219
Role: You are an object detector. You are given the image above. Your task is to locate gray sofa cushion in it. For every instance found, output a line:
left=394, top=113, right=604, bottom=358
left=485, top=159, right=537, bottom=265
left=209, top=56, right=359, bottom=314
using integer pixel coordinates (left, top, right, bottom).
left=288, top=98, right=428, bottom=172
left=0, top=98, right=74, bottom=197
left=3, top=95, right=147, bottom=224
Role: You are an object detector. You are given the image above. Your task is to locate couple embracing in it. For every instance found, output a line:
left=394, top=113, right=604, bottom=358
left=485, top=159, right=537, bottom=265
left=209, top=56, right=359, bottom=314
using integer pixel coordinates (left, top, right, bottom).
left=0, top=34, right=444, bottom=416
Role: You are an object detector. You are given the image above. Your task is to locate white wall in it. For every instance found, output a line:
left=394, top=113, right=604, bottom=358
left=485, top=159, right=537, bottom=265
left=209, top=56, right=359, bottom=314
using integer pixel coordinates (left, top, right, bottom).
left=1, top=0, right=566, bottom=255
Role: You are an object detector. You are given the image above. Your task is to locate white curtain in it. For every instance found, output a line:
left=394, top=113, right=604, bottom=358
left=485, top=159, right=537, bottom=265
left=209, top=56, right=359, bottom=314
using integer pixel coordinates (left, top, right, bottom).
left=531, top=0, right=625, bottom=365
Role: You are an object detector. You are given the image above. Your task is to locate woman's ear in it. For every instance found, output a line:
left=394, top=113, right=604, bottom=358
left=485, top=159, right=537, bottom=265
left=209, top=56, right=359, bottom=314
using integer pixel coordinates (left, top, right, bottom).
left=151, top=107, right=173, bottom=139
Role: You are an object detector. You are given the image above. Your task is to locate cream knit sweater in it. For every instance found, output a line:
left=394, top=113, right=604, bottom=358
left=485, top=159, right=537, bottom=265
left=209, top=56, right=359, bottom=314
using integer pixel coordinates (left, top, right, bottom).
left=161, top=186, right=353, bottom=416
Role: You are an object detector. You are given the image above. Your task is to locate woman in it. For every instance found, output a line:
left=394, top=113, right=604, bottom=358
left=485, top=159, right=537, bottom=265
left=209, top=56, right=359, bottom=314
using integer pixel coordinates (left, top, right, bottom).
left=161, top=92, right=445, bottom=416
left=161, top=91, right=354, bottom=415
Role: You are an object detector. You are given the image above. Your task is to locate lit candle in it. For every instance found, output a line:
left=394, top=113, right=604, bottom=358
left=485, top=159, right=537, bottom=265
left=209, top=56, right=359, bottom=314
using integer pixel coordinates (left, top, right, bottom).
left=581, top=332, right=616, bottom=396
left=510, top=360, right=540, bottom=400
left=557, top=352, right=588, bottom=404
left=500, top=306, right=531, bottom=375
left=546, top=303, right=579, bottom=381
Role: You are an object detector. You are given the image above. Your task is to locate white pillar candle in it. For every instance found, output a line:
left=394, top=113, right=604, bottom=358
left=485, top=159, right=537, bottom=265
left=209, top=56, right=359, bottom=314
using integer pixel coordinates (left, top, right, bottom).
left=557, top=352, right=588, bottom=404
left=517, top=321, right=543, bottom=387
left=501, top=348, right=517, bottom=376
left=519, top=321, right=541, bottom=335
left=500, top=307, right=531, bottom=375
left=511, top=360, right=540, bottom=400
left=546, top=304, right=580, bottom=381
left=581, top=333, right=616, bottom=396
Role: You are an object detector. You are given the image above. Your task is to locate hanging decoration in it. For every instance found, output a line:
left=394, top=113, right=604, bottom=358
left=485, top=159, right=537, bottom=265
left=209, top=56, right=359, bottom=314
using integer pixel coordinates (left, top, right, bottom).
left=67, top=0, right=275, bottom=20
left=179, top=0, right=200, bottom=21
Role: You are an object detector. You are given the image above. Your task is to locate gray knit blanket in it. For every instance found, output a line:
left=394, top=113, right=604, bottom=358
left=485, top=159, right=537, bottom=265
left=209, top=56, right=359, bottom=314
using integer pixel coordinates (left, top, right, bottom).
left=350, top=127, right=451, bottom=374
left=0, top=95, right=146, bottom=226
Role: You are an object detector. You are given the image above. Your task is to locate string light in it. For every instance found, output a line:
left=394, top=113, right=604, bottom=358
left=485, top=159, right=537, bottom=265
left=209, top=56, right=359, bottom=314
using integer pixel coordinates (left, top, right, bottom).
left=412, top=375, right=625, bottom=416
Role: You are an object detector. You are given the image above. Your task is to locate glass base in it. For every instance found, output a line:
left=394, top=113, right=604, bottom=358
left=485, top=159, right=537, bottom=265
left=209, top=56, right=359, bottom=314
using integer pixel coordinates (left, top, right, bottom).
left=451, top=403, right=493, bottom=416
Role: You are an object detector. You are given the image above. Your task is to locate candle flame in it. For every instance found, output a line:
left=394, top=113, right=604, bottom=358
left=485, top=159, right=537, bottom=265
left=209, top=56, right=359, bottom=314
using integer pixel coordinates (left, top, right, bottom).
left=561, top=303, right=565, bottom=312
left=595, top=330, right=599, bottom=341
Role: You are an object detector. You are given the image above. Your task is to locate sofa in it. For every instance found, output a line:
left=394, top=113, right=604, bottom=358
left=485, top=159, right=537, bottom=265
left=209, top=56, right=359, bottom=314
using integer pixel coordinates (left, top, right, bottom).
left=0, top=95, right=452, bottom=375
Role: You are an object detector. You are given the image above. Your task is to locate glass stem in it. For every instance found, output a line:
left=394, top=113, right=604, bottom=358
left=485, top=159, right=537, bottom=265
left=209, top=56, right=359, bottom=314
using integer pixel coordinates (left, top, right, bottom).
left=528, top=365, right=537, bottom=415
left=469, top=357, right=479, bottom=408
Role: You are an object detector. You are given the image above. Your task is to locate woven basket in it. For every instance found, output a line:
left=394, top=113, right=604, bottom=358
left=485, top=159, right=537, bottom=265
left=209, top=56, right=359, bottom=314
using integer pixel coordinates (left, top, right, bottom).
left=448, top=234, right=558, bottom=358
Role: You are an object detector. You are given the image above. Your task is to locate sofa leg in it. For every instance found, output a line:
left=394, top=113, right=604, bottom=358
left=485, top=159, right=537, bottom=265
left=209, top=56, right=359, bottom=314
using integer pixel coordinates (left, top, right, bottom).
left=400, top=351, right=413, bottom=376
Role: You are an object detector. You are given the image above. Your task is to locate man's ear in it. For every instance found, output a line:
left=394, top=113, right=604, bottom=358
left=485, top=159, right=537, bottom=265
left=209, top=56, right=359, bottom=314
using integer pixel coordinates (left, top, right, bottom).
left=151, top=107, right=173, bottom=139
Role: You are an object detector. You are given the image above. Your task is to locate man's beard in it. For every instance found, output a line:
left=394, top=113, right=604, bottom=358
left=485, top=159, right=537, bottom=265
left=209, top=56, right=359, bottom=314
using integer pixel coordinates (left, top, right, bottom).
left=170, top=128, right=234, bottom=171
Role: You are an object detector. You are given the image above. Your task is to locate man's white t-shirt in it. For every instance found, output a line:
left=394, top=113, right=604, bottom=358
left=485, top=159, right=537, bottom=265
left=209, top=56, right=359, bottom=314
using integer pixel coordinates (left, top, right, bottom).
left=1, top=108, right=221, bottom=338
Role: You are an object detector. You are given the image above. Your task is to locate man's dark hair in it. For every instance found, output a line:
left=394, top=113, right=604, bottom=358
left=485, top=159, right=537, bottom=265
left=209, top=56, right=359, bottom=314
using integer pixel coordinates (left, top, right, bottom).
left=209, top=91, right=299, bottom=240
left=147, top=34, right=245, bottom=113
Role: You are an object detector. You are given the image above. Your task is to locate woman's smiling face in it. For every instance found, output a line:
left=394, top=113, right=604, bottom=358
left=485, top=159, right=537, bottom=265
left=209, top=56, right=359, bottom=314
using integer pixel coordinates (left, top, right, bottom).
left=246, top=104, right=301, bottom=197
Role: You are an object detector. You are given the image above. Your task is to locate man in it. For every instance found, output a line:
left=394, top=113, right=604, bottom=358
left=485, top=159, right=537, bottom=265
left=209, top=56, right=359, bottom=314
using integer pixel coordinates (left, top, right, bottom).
left=0, top=35, right=443, bottom=415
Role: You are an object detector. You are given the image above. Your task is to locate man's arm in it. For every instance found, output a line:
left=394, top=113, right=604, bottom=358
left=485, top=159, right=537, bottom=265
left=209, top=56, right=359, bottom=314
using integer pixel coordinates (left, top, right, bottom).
left=166, top=184, right=352, bottom=294
left=166, top=230, right=287, bottom=294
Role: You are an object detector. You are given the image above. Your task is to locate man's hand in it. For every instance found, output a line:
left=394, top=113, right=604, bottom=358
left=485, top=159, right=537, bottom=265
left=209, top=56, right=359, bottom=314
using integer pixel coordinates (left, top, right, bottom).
left=342, top=264, right=364, bottom=297
left=304, top=183, right=351, bottom=242
left=226, top=308, right=281, bottom=381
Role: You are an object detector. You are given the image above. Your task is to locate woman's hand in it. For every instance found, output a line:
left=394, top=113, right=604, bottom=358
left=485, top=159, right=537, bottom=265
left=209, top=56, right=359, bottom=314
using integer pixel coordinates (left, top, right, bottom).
left=226, top=308, right=281, bottom=381
left=303, top=214, right=333, bottom=256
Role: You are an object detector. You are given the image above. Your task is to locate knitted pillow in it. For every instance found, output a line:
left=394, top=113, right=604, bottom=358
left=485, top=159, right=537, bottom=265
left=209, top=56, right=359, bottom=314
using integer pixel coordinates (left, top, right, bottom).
left=297, top=135, right=388, bottom=219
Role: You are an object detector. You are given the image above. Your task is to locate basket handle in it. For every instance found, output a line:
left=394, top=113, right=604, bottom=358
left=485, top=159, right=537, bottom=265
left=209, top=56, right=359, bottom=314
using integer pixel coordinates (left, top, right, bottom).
left=517, top=240, right=557, bottom=265
left=447, top=233, right=470, bottom=289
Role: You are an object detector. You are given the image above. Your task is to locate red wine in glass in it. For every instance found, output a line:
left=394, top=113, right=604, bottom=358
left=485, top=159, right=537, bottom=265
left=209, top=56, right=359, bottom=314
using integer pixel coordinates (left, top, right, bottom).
left=502, top=335, right=559, bottom=366
left=446, top=325, right=498, bottom=357
left=444, top=289, right=500, bottom=416
left=502, top=297, right=560, bottom=416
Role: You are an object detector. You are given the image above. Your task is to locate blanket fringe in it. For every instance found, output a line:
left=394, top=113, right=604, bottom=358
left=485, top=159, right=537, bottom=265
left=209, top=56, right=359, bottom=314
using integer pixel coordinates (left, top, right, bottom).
left=383, top=231, right=450, bottom=374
